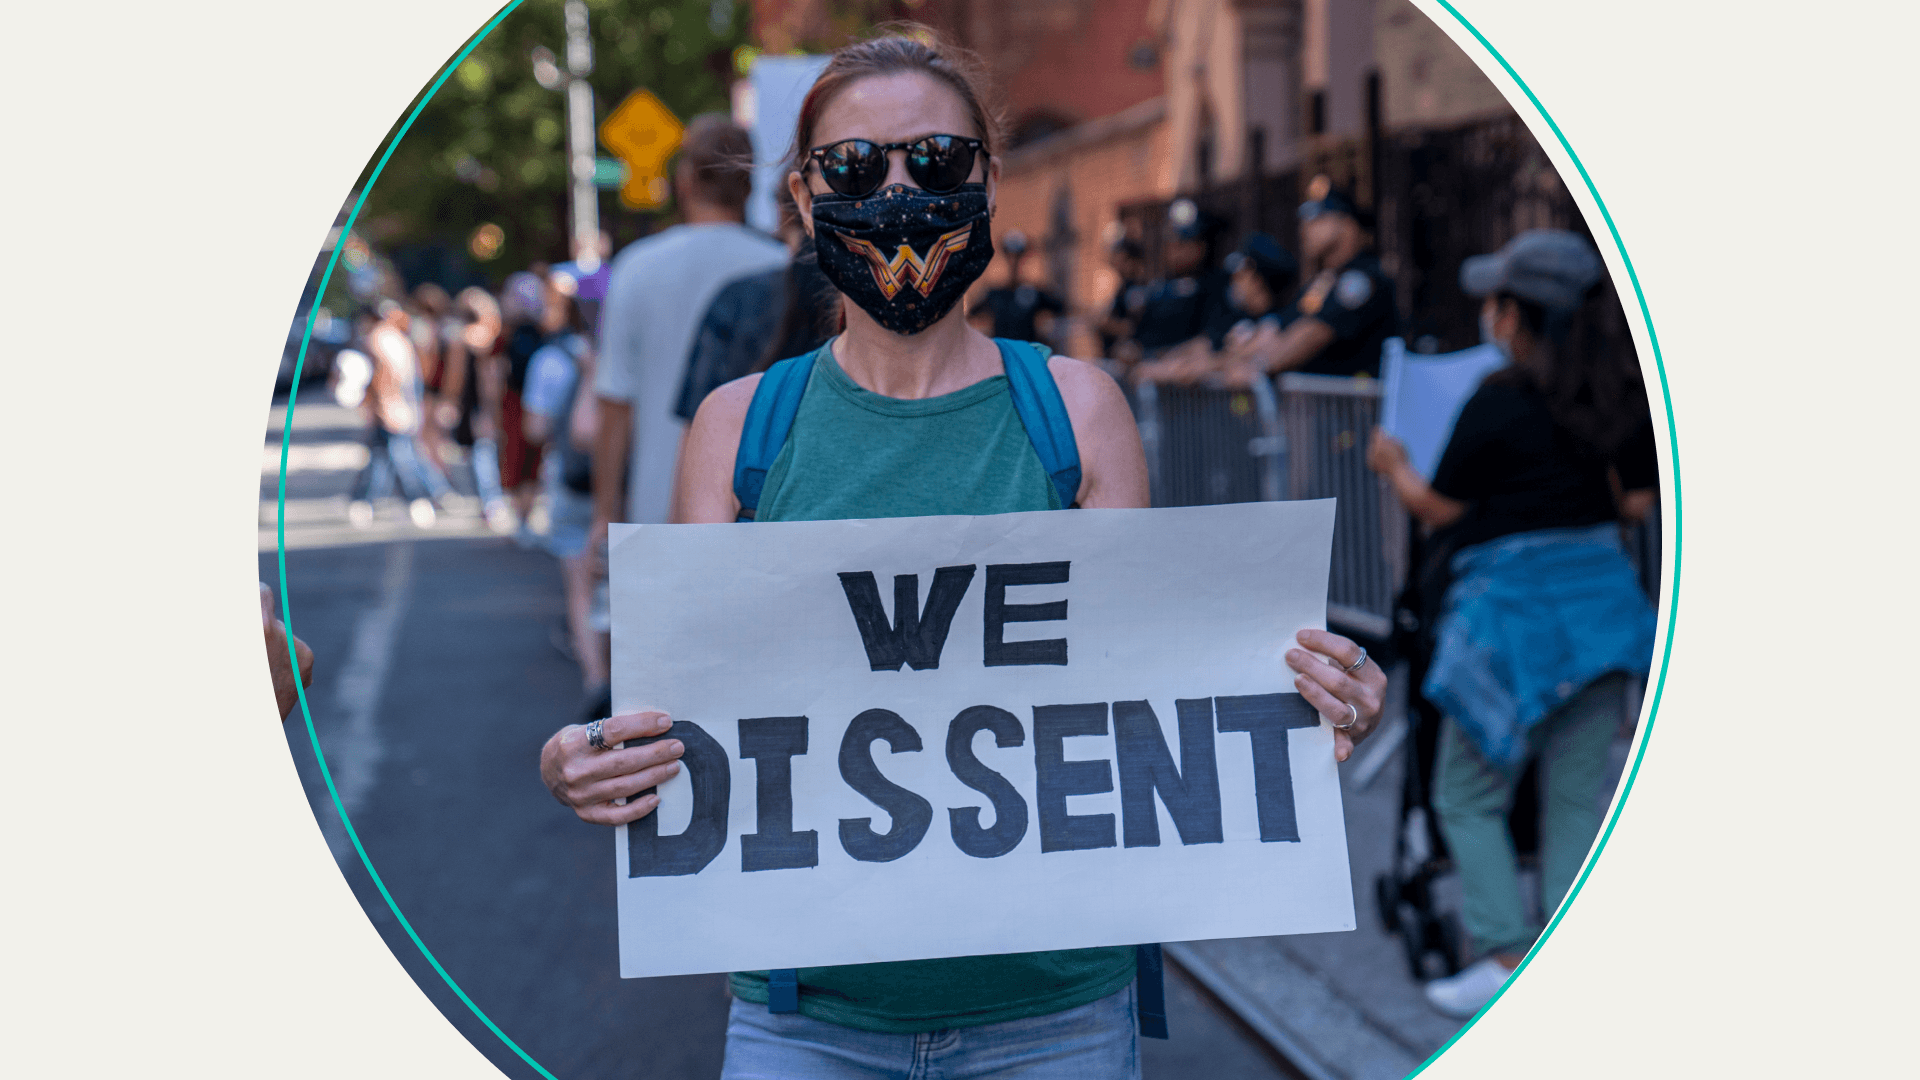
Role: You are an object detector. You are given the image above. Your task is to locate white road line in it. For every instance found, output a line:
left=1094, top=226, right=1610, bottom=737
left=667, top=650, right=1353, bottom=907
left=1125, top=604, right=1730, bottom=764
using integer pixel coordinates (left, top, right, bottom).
left=263, top=441, right=369, bottom=475
left=320, top=541, right=413, bottom=865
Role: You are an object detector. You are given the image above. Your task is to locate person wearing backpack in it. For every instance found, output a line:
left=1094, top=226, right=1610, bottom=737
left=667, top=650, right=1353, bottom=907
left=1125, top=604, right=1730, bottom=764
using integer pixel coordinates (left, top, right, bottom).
left=538, top=30, right=1386, bottom=1079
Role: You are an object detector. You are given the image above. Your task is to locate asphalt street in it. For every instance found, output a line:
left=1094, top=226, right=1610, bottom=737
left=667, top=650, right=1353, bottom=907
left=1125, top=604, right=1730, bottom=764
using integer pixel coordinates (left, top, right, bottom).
left=262, top=387, right=1301, bottom=1080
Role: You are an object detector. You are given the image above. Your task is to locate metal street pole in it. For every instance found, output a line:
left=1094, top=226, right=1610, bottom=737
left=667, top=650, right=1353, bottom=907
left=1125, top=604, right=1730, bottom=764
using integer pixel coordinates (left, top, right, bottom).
left=563, top=0, right=600, bottom=273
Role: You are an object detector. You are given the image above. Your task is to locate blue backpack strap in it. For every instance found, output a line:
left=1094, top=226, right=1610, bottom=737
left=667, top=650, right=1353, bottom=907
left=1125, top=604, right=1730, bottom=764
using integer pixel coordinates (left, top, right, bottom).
left=767, top=968, right=801, bottom=1013
left=994, top=338, right=1082, bottom=510
left=1136, top=944, right=1169, bottom=1039
left=733, top=344, right=825, bottom=521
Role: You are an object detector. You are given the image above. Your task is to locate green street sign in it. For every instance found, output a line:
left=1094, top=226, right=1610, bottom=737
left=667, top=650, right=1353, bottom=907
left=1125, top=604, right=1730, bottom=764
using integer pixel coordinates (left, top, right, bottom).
left=593, top=158, right=629, bottom=188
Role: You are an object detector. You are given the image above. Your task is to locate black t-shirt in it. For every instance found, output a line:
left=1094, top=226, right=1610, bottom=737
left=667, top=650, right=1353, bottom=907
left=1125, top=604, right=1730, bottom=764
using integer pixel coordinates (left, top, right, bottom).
left=983, top=284, right=1065, bottom=344
left=673, top=255, right=839, bottom=422
left=1282, top=251, right=1396, bottom=376
left=1431, top=376, right=1659, bottom=550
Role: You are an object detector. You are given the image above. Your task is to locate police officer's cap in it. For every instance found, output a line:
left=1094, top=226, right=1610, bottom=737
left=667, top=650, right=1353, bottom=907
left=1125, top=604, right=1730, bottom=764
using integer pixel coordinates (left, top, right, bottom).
left=1225, top=232, right=1298, bottom=290
left=1298, top=182, right=1374, bottom=230
left=1460, top=229, right=1603, bottom=313
left=1001, top=230, right=1029, bottom=257
left=1167, top=198, right=1222, bottom=241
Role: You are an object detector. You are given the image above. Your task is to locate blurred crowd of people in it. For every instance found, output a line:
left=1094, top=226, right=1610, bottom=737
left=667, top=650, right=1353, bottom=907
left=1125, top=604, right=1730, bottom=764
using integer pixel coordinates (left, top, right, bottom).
left=326, top=240, right=613, bottom=698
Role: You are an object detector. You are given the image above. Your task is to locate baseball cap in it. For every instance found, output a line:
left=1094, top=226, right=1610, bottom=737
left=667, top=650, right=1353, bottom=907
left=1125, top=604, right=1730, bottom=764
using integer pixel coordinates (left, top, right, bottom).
left=1225, top=232, right=1297, bottom=290
left=1167, top=198, right=1220, bottom=241
left=1298, top=180, right=1373, bottom=229
left=1460, top=229, right=1603, bottom=312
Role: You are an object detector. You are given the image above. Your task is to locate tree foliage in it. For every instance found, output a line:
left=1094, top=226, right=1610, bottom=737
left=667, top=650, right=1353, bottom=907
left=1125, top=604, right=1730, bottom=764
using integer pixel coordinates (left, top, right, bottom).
left=354, top=0, right=753, bottom=287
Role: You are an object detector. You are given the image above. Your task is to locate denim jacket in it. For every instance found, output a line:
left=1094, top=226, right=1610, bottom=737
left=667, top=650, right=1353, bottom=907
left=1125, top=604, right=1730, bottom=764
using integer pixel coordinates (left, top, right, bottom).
left=1422, top=523, right=1656, bottom=768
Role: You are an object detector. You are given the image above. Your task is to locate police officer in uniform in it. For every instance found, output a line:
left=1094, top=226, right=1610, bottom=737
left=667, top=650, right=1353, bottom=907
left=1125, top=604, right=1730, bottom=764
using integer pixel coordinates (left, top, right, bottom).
left=1247, top=180, right=1397, bottom=378
left=1132, top=199, right=1234, bottom=359
left=978, top=230, right=1066, bottom=347
left=1238, top=180, right=1399, bottom=598
left=1220, top=233, right=1299, bottom=343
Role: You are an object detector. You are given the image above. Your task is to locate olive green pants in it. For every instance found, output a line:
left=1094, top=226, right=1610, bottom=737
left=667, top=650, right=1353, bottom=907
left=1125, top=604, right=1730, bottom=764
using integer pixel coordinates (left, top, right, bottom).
left=1432, top=673, right=1626, bottom=957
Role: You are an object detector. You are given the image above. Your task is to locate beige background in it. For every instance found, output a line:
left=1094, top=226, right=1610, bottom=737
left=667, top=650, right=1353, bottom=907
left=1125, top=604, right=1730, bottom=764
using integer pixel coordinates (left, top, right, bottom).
left=5, top=0, right=1914, bottom=1075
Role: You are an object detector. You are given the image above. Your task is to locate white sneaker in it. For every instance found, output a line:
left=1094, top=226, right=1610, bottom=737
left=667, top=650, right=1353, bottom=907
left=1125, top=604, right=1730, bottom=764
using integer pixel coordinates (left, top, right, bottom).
left=347, top=500, right=374, bottom=528
left=409, top=498, right=437, bottom=528
left=1424, top=957, right=1515, bottom=1018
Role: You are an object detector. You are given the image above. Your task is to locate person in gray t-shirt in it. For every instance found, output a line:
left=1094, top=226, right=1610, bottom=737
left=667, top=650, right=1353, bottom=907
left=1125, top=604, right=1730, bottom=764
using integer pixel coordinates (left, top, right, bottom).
left=592, top=115, right=789, bottom=533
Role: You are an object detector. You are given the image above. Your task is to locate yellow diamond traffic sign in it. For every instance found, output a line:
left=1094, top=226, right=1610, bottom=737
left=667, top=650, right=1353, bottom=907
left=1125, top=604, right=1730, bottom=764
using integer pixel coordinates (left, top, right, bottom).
left=599, top=89, right=684, bottom=210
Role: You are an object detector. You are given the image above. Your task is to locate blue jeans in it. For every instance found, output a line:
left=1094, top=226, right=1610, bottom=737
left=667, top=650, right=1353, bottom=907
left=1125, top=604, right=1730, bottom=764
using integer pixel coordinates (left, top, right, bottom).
left=718, top=984, right=1140, bottom=1080
left=350, top=427, right=448, bottom=503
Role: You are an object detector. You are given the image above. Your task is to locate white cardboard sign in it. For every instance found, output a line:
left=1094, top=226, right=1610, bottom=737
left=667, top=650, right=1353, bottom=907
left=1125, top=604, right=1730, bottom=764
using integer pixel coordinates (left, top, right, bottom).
left=609, top=501, right=1354, bottom=979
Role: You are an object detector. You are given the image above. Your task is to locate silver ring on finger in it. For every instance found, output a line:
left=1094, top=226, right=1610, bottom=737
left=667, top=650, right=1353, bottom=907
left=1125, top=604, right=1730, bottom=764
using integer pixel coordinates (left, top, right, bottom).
left=1333, top=701, right=1358, bottom=730
left=1344, top=647, right=1368, bottom=673
left=586, top=718, right=608, bottom=751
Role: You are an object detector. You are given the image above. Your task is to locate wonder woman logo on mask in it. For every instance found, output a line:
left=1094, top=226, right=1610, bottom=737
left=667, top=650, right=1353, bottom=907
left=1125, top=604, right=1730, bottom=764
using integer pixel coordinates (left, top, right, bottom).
left=808, top=183, right=994, bottom=335
left=837, top=225, right=975, bottom=300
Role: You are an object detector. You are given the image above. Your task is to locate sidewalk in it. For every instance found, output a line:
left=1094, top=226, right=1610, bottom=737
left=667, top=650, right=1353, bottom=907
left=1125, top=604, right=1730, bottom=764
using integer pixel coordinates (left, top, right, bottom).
left=1168, top=666, right=1635, bottom=1080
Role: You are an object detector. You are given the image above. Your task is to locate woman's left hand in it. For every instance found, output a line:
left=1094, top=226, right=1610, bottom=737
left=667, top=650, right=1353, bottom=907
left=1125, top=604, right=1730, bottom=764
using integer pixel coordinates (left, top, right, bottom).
left=1365, top=427, right=1409, bottom=476
left=1286, top=628, right=1387, bottom=762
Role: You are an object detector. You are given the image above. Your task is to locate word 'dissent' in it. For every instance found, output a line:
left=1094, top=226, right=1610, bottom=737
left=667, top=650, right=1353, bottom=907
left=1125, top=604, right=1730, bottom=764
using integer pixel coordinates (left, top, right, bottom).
left=627, top=693, right=1320, bottom=878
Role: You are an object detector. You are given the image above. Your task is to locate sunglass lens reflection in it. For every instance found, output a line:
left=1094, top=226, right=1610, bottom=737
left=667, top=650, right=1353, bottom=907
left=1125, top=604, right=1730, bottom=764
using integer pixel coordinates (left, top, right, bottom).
left=821, top=141, right=887, bottom=197
left=908, top=137, right=976, bottom=192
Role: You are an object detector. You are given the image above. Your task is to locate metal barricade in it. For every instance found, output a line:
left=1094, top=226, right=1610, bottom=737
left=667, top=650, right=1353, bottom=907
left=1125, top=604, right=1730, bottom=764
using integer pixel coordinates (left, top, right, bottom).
left=1132, top=381, right=1268, bottom=507
left=1131, top=370, right=1659, bottom=642
left=1277, top=374, right=1407, bottom=640
left=1132, top=373, right=1406, bottom=640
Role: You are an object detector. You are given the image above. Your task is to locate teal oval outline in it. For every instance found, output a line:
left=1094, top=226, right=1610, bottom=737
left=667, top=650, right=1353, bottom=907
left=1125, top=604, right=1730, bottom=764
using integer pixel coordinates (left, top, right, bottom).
left=268, top=2, right=1681, bottom=1075
left=1407, top=1, right=1681, bottom=1070
left=273, top=3, right=562, bottom=1078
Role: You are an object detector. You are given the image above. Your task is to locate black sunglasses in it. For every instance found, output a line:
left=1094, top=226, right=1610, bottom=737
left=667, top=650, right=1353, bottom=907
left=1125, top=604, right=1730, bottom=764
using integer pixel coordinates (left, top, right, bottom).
left=807, top=134, right=985, bottom=199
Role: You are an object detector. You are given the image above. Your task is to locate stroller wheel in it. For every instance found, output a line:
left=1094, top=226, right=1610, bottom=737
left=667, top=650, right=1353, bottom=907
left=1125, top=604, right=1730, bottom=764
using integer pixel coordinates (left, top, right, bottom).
left=1374, top=874, right=1402, bottom=934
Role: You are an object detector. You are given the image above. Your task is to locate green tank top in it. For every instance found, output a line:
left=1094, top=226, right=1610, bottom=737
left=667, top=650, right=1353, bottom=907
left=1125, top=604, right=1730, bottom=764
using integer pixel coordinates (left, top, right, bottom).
left=729, top=348, right=1136, bottom=1032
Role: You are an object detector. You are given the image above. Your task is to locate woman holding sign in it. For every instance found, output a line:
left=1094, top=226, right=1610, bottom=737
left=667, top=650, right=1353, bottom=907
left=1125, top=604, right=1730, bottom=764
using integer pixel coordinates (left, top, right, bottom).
left=540, top=30, right=1387, bottom=1078
left=1367, top=229, right=1657, bottom=1018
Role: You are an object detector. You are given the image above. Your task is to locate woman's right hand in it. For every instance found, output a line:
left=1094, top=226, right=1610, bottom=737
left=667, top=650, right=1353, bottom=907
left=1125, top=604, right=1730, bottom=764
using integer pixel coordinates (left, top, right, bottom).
left=540, top=711, right=686, bottom=826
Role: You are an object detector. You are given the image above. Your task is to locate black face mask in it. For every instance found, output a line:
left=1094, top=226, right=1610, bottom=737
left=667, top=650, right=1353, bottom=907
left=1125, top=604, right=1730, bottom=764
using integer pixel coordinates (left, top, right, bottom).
left=807, top=183, right=994, bottom=336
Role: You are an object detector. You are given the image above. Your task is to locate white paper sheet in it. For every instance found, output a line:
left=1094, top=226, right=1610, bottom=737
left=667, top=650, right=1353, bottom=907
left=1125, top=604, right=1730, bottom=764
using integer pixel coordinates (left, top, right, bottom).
left=609, top=501, right=1353, bottom=978
left=1379, top=337, right=1508, bottom=480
